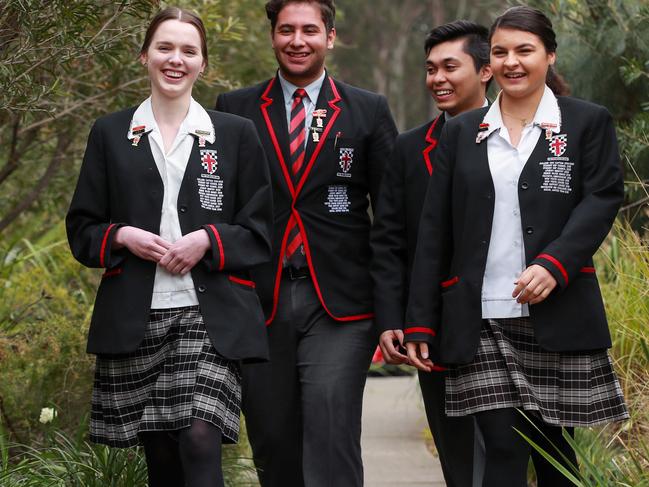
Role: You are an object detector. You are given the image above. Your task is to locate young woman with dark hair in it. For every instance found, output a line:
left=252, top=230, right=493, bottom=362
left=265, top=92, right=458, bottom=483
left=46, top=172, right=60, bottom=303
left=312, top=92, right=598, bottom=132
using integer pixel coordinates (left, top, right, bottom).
left=66, top=7, right=273, bottom=487
left=405, top=6, right=628, bottom=486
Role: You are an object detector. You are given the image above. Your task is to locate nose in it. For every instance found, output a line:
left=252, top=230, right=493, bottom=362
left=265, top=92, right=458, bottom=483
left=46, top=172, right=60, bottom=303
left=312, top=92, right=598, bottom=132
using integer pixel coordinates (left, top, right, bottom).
left=432, top=70, right=447, bottom=84
left=289, top=30, right=306, bottom=47
left=169, top=48, right=182, bottom=64
left=504, top=51, right=519, bottom=68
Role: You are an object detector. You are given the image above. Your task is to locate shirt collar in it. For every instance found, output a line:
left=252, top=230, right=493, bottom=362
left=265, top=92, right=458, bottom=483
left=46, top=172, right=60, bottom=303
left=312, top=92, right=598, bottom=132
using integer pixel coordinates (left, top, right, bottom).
left=477, top=85, right=560, bottom=143
left=127, top=97, right=215, bottom=143
left=444, top=98, right=489, bottom=122
left=277, top=70, right=326, bottom=105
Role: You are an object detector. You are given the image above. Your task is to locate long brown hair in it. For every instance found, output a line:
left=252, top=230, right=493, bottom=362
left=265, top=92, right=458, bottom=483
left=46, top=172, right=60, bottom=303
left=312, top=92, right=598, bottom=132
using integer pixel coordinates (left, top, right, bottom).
left=140, top=7, right=208, bottom=67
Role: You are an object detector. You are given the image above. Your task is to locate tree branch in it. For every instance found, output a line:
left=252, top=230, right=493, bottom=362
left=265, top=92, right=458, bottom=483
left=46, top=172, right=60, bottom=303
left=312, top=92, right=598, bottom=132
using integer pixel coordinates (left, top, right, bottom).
left=0, top=116, right=20, bottom=185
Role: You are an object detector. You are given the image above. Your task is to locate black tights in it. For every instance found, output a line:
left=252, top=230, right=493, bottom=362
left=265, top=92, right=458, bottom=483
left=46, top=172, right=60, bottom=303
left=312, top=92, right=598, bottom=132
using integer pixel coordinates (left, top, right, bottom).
left=141, top=419, right=224, bottom=487
left=475, top=408, right=577, bottom=487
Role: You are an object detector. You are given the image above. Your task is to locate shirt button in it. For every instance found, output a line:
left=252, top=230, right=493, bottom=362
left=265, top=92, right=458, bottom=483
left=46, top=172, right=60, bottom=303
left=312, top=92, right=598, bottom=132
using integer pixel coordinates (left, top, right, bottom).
left=525, top=227, right=534, bottom=235
left=513, top=209, right=519, bottom=216
left=521, top=182, right=529, bottom=190
left=198, top=285, right=206, bottom=293
left=179, top=206, right=187, bottom=213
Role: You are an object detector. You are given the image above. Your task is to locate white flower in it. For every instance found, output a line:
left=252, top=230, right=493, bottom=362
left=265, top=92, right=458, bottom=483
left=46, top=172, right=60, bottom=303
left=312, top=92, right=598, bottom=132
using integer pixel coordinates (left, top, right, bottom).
left=39, top=407, right=57, bottom=424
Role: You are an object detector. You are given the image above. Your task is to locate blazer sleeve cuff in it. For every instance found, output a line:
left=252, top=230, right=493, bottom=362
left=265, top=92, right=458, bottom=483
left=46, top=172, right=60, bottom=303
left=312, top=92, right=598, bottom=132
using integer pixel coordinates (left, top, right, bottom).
left=100, top=223, right=126, bottom=269
left=403, top=326, right=436, bottom=345
left=531, top=253, right=569, bottom=288
left=201, top=224, right=225, bottom=272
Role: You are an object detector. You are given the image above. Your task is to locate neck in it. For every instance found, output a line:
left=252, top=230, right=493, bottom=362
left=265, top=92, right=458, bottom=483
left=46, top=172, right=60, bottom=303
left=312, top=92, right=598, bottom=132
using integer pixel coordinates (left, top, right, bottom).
left=279, top=66, right=325, bottom=88
left=446, top=90, right=487, bottom=117
left=500, top=86, right=545, bottom=121
left=150, top=91, right=191, bottom=128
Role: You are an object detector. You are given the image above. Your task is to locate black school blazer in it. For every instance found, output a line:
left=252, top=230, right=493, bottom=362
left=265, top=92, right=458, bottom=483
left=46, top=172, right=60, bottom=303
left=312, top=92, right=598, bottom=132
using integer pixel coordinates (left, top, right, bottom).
left=66, top=107, right=273, bottom=361
left=370, top=115, right=444, bottom=334
left=405, top=97, right=623, bottom=365
left=216, top=74, right=397, bottom=325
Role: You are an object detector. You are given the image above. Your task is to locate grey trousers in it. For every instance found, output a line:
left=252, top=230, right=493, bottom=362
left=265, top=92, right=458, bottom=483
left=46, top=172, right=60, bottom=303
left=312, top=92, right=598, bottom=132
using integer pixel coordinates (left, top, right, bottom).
left=242, top=275, right=376, bottom=487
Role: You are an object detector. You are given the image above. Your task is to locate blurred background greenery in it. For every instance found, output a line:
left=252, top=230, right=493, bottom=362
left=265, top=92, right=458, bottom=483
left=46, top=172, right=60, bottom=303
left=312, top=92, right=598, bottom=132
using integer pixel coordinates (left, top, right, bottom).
left=0, top=0, right=647, bottom=485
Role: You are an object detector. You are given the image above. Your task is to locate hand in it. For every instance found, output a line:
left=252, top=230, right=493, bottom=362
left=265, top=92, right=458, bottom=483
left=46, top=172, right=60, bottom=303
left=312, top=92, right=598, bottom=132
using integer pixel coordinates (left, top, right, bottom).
left=512, top=264, right=557, bottom=305
left=159, top=229, right=211, bottom=275
left=378, top=329, right=409, bottom=365
left=114, top=226, right=171, bottom=263
left=405, top=342, right=435, bottom=372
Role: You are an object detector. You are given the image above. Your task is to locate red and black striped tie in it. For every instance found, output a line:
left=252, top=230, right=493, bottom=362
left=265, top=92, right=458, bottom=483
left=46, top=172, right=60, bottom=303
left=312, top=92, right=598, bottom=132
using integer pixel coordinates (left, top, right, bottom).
left=286, top=89, right=307, bottom=269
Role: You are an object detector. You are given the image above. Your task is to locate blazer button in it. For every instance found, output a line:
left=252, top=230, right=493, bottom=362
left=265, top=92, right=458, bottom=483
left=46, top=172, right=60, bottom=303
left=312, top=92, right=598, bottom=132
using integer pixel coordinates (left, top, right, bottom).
left=179, top=206, right=187, bottom=213
left=198, top=285, right=206, bottom=293
left=525, top=227, right=534, bottom=235
left=486, top=193, right=492, bottom=200
left=521, top=182, right=529, bottom=190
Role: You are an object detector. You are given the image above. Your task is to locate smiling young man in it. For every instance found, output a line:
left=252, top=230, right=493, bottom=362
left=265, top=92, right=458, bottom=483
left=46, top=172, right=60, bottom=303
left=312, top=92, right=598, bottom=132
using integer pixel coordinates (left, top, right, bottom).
left=215, top=1, right=397, bottom=486
left=370, top=20, right=491, bottom=487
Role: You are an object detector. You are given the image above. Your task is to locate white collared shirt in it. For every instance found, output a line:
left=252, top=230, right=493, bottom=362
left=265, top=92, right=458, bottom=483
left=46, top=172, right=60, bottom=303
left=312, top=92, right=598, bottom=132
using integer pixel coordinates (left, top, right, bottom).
left=479, top=85, right=561, bottom=318
left=128, top=97, right=216, bottom=309
left=278, top=70, right=326, bottom=146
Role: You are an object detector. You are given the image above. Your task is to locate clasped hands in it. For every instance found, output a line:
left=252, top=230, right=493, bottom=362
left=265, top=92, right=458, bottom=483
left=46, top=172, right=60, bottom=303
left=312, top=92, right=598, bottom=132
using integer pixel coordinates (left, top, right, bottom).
left=403, top=264, right=558, bottom=372
left=113, top=226, right=210, bottom=275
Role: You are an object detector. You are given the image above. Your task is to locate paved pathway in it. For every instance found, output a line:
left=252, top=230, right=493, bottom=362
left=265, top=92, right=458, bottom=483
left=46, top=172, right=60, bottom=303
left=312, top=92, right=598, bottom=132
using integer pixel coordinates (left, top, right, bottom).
left=362, top=376, right=446, bottom=486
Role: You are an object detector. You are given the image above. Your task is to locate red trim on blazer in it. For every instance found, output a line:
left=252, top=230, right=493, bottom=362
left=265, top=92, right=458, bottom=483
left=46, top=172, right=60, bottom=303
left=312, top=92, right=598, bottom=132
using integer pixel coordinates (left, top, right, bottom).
left=536, top=253, right=568, bottom=285
left=441, top=276, right=459, bottom=288
left=404, top=327, right=436, bottom=336
left=260, top=78, right=296, bottom=198
left=422, top=115, right=441, bottom=176
left=207, top=224, right=225, bottom=271
left=261, top=77, right=365, bottom=324
left=102, top=267, right=122, bottom=278
left=580, top=267, right=596, bottom=273
left=229, top=275, right=256, bottom=288
left=99, top=223, right=116, bottom=268
left=295, top=210, right=374, bottom=322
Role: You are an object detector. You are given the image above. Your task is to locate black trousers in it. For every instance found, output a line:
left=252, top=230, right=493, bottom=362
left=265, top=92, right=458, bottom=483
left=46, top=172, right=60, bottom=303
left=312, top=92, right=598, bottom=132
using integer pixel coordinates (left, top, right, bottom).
left=242, top=275, right=376, bottom=487
left=474, top=408, right=577, bottom=487
left=419, top=370, right=484, bottom=487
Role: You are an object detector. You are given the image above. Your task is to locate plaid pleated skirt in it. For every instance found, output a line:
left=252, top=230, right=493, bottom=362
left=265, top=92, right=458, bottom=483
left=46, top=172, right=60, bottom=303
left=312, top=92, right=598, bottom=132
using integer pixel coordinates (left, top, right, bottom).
left=445, top=317, right=629, bottom=427
left=89, top=306, right=241, bottom=448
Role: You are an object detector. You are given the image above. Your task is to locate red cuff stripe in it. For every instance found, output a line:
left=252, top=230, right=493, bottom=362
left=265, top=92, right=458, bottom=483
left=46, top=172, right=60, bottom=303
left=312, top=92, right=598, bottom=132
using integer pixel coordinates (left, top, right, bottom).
left=228, top=275, right=256, bottom=288
left=441, top=276, right=459, bottom=288
left=99, top=223, right=116, bottom=268
left=580, top=267, right=596, bottom=273
left=536, top=253, right=569, bottom=285
left=404, top=327, right=436, bottom=336
left=208, top=225, right=225, bottom=271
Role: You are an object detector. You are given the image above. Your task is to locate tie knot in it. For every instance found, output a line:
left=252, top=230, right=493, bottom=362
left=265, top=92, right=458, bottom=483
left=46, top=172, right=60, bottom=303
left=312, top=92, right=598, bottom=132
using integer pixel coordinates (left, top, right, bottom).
left=293, top=88, right=307, bottom=101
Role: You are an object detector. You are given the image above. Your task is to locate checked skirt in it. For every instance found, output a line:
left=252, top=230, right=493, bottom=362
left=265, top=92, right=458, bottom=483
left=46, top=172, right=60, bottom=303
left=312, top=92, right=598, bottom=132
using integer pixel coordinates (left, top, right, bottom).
left=445, top=317, right=629, bottom=427
left=89, top=306, right=241, bottom=447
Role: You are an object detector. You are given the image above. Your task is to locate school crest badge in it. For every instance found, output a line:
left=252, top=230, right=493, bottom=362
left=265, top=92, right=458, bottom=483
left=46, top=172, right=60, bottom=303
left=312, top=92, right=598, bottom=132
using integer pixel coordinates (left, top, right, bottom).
left=337, top=148, right=354, bottom=178
left=200, top=150, right=218, bottom=175
left=548, top=134, right=567, bottom=157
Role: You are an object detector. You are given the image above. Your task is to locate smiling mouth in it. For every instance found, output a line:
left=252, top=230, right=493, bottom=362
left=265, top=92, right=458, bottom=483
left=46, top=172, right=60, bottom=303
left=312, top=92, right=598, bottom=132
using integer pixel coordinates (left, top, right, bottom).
left=435, top=89, right=454, bottom=97
left=164, top=70, right=185, bottom=79
left=504, top=72, right=526, bottom=79
left=287, top=52, right=309, bottom=59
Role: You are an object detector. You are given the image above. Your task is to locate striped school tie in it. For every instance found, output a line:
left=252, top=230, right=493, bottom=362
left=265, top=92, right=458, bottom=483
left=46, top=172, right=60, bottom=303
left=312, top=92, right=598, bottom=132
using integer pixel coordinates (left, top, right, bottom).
left=286, top=89, right=307, bottom=269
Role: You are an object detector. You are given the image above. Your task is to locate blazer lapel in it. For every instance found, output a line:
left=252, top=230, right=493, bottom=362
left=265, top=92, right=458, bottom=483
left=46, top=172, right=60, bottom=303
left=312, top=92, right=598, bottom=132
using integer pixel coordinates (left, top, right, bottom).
left=295, top=75, right=342, bottom=196
left=422, top=115, right=444, bottom=176
left=259, top=76, right=295, bottom=197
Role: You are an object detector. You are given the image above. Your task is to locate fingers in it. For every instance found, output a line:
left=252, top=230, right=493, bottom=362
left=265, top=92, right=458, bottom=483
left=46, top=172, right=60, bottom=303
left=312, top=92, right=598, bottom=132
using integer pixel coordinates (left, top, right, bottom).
left=406, top=342, right=434, bottom=372
left=513, top=265, right=558, bottom=305
left=379, top=331, right=408, bottom=365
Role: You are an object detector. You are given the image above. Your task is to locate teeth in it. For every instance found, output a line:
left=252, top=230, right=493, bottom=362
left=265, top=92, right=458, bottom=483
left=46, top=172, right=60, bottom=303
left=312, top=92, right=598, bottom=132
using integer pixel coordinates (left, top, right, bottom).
left=165, top=71, right=183, bottom=78
left=505, top=73, right=525, bottom=78
left=436, top=90, right=453, bottom=96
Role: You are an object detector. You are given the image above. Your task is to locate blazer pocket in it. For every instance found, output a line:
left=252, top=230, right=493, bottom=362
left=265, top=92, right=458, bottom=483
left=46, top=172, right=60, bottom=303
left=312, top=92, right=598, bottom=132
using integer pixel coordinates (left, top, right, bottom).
left=440, top=276, right=459, bottom=289
left=228, top=275, right=256, bottom=290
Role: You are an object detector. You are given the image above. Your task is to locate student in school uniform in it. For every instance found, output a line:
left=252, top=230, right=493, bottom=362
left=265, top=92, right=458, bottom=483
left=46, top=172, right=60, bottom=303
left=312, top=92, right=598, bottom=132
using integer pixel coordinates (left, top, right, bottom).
left=215, top=1, right=397, bottom=485
left=66, top=7, right=273, bottom=487
left=404, top=6, right=628, bottom=486
left=370, top=20, right=492, bottom=487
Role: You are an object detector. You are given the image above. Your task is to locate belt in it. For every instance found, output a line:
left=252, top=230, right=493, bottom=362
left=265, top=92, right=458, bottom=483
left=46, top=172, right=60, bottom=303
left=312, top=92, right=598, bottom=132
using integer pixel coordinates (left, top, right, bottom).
left=283, top=266, right=310, bottom=280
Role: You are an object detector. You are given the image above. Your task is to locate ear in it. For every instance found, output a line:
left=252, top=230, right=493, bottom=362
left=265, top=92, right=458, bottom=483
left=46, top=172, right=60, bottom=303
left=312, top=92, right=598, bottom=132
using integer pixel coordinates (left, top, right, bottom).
left=327, top=27, right=336, bottom=50
left=140, top=53, right=147, bottom=66
left=548, top=51, right=556, bottom=66
left=480, top=64, right=493, bottom=84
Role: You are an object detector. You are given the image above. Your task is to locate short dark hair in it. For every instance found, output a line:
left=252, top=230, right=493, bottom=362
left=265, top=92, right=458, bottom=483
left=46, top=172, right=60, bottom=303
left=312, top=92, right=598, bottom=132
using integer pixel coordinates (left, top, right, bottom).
left=425, top=20, right=489, bottom=73
left=489, top=6, right=569, bottom=95
left=265, top=0, right=336, bottom=32
left=140, top=7, right=208, bottom=67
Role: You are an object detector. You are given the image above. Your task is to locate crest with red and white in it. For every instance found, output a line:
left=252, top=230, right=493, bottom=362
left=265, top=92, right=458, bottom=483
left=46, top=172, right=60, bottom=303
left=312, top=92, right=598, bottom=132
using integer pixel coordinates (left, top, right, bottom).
left=200, top=150, right=218, bottom=174
left=548, top=134, right=568, bottom=157
left=338, top=148, right=354, bottom=173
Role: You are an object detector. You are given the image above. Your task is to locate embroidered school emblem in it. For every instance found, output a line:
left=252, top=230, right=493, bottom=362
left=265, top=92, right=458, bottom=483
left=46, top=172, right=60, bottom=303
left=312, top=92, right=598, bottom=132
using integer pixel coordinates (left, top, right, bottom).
left=337, top=148, right=354, bottom=178
left=200, top=150, right=218, bottom=174
left=548, top=134, right=567, bottom=157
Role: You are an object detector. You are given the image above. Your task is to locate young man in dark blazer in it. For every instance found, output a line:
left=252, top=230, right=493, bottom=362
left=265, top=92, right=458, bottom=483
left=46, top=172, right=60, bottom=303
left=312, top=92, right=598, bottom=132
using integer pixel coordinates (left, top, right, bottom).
left=215, top=1, right=397, bottom=485
left=370, top=21, right=492, bottom=487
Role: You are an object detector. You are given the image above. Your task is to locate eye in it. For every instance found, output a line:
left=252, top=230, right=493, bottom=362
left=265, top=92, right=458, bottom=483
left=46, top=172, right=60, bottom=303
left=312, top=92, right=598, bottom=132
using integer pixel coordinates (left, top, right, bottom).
left=446, top=64, right=457, bottom=71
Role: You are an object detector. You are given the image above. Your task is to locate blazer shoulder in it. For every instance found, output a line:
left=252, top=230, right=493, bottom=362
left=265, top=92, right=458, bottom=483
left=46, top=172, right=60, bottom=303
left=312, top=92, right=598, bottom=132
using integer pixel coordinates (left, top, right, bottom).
left=397, top=120, right=433, bottom=145
left=558, top=96, right=610, bottom=119
left=218, top=80, right=271, bottom=104
left=443, top=106, right=488, bottom=136
left=333, top=78, right=386, bottom=104
left=205, top=108, right=255, bottom=129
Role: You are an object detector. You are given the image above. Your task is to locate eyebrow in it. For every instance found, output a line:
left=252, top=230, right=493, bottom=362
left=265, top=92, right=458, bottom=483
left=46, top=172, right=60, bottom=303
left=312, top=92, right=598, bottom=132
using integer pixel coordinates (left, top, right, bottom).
left=277, top=22, right=321, bottom=30
left=492, top=42, right=536, bottom=50
left=426, top=56, right=461, bottom=66
left=154, top=40, right=200, bottom=49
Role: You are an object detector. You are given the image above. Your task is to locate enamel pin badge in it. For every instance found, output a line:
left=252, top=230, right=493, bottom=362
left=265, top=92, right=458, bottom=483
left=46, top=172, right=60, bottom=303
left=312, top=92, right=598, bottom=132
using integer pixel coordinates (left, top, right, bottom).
left=548, top=134, right=567, bottom=157
left=131, top=125, right=146, bottom=147
left=475, top=123, right=490, bottom=144
left=337, top=148, right=354, bottom=178
left=200, top=150, right=218, bottom=174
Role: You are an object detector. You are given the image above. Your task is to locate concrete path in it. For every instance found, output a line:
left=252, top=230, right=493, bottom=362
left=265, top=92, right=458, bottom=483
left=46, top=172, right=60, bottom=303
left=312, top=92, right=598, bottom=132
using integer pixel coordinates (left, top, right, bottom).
left=362, top=376, right=446, bottom=486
